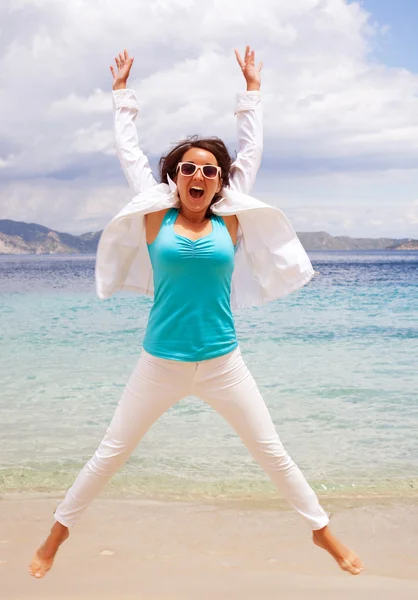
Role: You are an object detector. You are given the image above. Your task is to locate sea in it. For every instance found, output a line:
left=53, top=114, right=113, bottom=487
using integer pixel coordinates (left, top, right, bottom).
left=0, top=251, right=417, bottom=502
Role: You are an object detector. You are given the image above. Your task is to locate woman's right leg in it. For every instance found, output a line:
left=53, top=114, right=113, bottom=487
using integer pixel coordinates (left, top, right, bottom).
left=55, top=350, right=191, bottom=529
left=30, top=351, right=192, bottom=578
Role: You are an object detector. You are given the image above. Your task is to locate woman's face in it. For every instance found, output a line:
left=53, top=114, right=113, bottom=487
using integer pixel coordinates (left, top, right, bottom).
left=174, top=147, right=222, bottom=215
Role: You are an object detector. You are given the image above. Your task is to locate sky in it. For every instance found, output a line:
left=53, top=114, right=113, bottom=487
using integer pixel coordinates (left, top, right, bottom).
left=1, top=0, right=418, bottom=239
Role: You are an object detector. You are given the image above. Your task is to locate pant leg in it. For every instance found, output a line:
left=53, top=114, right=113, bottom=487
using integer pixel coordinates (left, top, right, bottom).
left=194, top=347, right=329, bottom=531
left=54, top=350, right=193, bottom=529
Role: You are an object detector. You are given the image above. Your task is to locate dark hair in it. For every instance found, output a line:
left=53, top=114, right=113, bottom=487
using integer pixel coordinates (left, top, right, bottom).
left=159, top=136, right=233, bottom=214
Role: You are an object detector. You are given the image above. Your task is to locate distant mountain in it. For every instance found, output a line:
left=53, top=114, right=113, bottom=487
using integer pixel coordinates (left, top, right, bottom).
left=78, top=231, right=102, bottom=245
left=387, top=240, right=418, bottom=250
left=0, top=220, right=98, bottom=255
left=0, top=219, right=417, bottom=254
left=297, top=231, right=418, bottom=251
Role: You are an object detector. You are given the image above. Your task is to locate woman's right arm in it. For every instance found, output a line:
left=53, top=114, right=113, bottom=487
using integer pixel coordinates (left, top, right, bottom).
left=111, top=50, right=157, bottom=194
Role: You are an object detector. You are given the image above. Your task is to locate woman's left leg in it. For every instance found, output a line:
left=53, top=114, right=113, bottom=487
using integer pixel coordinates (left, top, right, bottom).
left=194, top=347, right=363, bottom=574
left=194, top=347, right=328, bottom=530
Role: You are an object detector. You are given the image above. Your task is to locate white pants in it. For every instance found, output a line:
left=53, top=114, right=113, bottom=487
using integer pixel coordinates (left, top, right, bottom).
left=54, top=347, right=329, bottom=531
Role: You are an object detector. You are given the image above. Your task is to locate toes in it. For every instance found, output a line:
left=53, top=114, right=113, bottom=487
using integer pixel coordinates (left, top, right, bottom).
left=31, top=567, right=48, bottom=579
left=340, top=558, right=364, bottom=575
left=29, top=559, right=50, bottom=579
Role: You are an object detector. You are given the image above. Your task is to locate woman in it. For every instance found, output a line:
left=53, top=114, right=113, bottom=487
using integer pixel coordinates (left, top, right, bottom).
left=30, top=47, right=363, bottom=578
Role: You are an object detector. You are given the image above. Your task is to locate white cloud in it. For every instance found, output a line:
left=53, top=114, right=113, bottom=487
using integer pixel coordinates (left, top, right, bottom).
left=0, top=179, right=132, bottom=234
left=406, top=199, right=418, bottom=225
left=0, top=0, right=417, bottom=237
left=71, top=124, right=114, bottom=155
left=0, top=154, right=15, bottom=169
left=50, top=90, right=111, bottom=116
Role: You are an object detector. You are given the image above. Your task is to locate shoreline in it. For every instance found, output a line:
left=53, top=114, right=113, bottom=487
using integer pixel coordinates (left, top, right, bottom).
left=2, top=486, right=418, bottom=505
left=2, top=476, right=418, bottom=511
left=3, top=488, right=418, bottom=525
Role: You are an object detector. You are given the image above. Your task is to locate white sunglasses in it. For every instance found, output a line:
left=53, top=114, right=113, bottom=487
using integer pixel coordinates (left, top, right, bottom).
left=176, top=162, right=221, bottom=179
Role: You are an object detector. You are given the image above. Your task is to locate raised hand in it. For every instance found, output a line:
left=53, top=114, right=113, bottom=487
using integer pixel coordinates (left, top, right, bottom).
left=234, top=46, right=262, bottom=91
left=110, top=49, right=134, bottom=91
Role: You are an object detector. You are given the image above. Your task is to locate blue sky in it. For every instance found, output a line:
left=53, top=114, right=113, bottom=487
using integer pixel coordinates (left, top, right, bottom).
left=360, top=0, right=418, bottom=72
left=0, top=0, right=417, bottom=239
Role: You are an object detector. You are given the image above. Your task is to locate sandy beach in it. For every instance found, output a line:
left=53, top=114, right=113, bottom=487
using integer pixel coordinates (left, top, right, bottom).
left=1, top=493, right=418, bottom=599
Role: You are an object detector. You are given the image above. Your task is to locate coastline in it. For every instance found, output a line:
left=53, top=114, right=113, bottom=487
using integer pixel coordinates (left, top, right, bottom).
left=2, top=493, right=418, bottom=599
left=2, top=465, right=418, bottom=505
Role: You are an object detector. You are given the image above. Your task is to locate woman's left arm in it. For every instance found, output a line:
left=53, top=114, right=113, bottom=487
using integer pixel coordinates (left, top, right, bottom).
left=229, top=47, right=263, bottom=195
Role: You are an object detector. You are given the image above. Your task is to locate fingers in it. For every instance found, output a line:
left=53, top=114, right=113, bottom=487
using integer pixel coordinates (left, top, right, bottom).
left=234, top=48, right=244, bottom=69
left=113, top=49, right=133, bottom=71
left=245, top=46, right=255, bottom=65
left=113, top=49, right=133, bottom=73
left=236, top=46, right=257, bottom=69
left=110, top=65, right=116, bottom=79
left=258, top=61, right=263, bottom=72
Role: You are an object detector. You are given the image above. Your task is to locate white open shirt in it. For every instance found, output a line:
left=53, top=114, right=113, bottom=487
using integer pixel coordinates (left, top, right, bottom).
left=95, top=89, right=315, bottom=309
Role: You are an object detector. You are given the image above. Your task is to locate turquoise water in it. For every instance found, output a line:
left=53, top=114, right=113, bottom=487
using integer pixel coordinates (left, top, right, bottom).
left=0, top=252, right=417, bottom=500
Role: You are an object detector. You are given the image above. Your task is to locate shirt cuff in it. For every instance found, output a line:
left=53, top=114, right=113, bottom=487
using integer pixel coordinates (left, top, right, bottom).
left=112, top=88, right=140, bottom=111
left=235, top=90, right=261, bottom=113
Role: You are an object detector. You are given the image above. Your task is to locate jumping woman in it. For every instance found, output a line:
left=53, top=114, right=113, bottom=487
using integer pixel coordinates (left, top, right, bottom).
left=30, top=47, right=363, bottom=578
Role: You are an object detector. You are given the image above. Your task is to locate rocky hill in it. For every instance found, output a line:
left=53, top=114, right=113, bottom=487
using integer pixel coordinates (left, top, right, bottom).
left=297, top=231, right=418, bottom=251
left=0, top=219, right=416, bottom=254
left=387, top=240, right=418, bottom=250
left=0, top=220, right=98, bottom=254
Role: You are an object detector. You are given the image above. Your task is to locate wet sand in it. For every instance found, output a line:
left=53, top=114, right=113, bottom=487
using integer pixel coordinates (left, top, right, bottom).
left=2, top=493, right=418, bottom=599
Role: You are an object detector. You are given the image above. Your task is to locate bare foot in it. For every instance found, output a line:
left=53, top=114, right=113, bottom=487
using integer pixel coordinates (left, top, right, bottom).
left=29, top=522, right=69, bottom=579
left=313, top=526, right=363, bottom=575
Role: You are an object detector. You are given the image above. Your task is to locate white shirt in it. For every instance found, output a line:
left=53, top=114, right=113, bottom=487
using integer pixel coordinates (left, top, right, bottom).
left=95, top=89, right=315, bottom=309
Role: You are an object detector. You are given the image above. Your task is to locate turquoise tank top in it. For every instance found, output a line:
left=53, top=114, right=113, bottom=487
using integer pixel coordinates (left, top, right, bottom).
left=143, top=208, right=238, bottom=361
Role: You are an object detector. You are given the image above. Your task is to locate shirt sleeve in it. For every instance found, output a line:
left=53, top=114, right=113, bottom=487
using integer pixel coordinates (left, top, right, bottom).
left=228, top=91, right=263, bottom=195
left=112, top=89, right=158, bottom=194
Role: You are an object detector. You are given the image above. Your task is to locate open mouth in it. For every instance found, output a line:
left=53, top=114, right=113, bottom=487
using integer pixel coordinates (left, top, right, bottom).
left=189, top=186, right=205, bottom=199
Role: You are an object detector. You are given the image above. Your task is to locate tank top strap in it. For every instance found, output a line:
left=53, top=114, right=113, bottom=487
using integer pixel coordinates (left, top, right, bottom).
left=162, top=207, right=178, bottom=226
left=211, top=214, right=236, bottom=249
left=210, top=213, right=226, bottom=230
